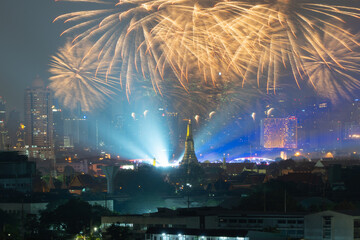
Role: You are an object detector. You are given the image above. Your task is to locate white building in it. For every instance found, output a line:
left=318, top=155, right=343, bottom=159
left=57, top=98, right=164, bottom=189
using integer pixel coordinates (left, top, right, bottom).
left=305, top=210, right=360, bottom=240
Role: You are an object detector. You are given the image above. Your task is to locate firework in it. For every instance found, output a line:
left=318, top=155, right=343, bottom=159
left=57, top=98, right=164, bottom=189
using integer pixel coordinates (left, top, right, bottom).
left=54, top=0, right=187, bottom=95
left=302, top=30, right=360, bottom=103
left=251, top=112, right=256, bottom=121
left=54, top=0, right=360, bottom=103
left=214, top=0, right=360, bottom=91
left=194, top=115, right=200, bottom=124
left=151, top=4, right=234, bottom=86
left=49, top=41, right=118, bottom=111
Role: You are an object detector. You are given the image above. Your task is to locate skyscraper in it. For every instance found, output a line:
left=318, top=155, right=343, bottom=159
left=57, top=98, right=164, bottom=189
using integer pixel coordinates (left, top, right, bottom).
left=24, top=77, right=54, bottom=160
left=181, top=120, right=198, bottom=165
left=261, top=117, right=297, bottom=149
left=7, top=110, right=20, bottom=148
left=63, top=116, right=89, bottom=149
left=52, top=106, right=65, bottom=154
left=0, top=97, right=8, bottom=150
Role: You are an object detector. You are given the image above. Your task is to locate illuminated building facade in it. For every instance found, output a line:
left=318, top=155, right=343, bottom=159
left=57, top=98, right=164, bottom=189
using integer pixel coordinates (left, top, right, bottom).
left=24, top=77, right=54, bottom=159
left=261, top=117, right=297, bottom=149
left=181, top=120, right=198, bottom=165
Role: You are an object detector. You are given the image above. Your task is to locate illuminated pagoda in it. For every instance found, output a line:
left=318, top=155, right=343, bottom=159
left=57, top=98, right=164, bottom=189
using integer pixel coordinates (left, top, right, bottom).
left=181, top=120, right=199, bottom=165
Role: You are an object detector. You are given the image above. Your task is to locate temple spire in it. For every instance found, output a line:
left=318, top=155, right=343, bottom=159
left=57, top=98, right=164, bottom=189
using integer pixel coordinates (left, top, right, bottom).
left=186, top=120, right=192, bottom=139
left=181, top=119, right=198, bottom=165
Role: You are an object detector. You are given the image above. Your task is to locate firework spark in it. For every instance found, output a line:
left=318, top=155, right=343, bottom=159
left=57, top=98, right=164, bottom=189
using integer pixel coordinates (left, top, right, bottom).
left=49, top=41, right=118, bottom=111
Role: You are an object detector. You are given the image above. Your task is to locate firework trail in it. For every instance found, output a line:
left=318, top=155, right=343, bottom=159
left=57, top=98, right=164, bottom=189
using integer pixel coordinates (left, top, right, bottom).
left=54, top=0, right=194, bottom=95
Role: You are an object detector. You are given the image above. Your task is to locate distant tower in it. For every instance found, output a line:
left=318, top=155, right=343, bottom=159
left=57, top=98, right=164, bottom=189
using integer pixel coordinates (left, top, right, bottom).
left=181, top=120, right=198, bottom=165
left=222, top=156, right=227, bottom=170
left=0, top=97, right=8, bottom=151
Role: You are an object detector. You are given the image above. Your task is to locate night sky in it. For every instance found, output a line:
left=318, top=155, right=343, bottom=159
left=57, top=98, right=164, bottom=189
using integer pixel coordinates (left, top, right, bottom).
left=0, top=0, right=67, bottom=112
left=1, top=0, right=360, bottom=114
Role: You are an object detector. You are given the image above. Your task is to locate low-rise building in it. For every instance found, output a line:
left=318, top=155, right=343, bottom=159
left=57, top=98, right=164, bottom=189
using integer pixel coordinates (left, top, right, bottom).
left=56, top=159, right=88, bottom=174
left=0, top=202, right=48, bottom=215
left=0, top=199, right=114, bottom=216
left=101, top=207, right=305, bottom=239
left=0, top=151, right=36, bottom=192
left=305, top=210, right=360, bottom=240
left=145, top=228, right=248, bottom=240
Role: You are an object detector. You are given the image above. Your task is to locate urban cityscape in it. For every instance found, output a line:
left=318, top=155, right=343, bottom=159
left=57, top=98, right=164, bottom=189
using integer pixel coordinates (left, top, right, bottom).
left=2, top=0, right=360, bottom=240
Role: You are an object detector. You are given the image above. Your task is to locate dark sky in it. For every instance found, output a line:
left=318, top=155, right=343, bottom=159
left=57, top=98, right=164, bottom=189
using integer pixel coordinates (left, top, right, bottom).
left=0, top=0, right=67, bottom=114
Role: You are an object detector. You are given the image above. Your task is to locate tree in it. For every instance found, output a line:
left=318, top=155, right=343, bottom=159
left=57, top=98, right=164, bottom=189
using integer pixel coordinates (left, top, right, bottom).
left=37, top=198, right=115, bottom=239
left=0, top=209, right=20, bottom=240
left=104, top=224, right=131, bottom=240
left=170, top=163, right=205, bottom=188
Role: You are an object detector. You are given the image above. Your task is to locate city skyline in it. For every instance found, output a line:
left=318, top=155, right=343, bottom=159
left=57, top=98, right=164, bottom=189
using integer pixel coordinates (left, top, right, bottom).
left=2, top=83, right=360, bottom=164
left=3, top=1, right=360, bottom=239
left=1, top=1, right=360, bottom=111
left=1, top=0, right=360, bottom=163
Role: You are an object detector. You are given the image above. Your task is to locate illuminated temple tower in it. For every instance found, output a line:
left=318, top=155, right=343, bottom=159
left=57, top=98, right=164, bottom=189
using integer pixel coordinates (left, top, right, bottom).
left=181, top=120, right=198, bottom=165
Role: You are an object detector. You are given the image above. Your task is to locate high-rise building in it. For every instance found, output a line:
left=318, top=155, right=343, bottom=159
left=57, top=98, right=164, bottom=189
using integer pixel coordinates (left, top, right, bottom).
left=7, top=110, right=20, bottom=148
left=181, top=120, right=199, bottom=165
left=261, top=117, right=297, bottom=149
left=0, top=97, right=5, bottom=124
left=0, top=97, right=8, bottom=151
left=24, top=77, right=54, bottom=160
left=63, top=116, right=89, bottom=149
left=166, top=111, right=180, bottom=158
left=52, top=107, right=64, bottom=151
